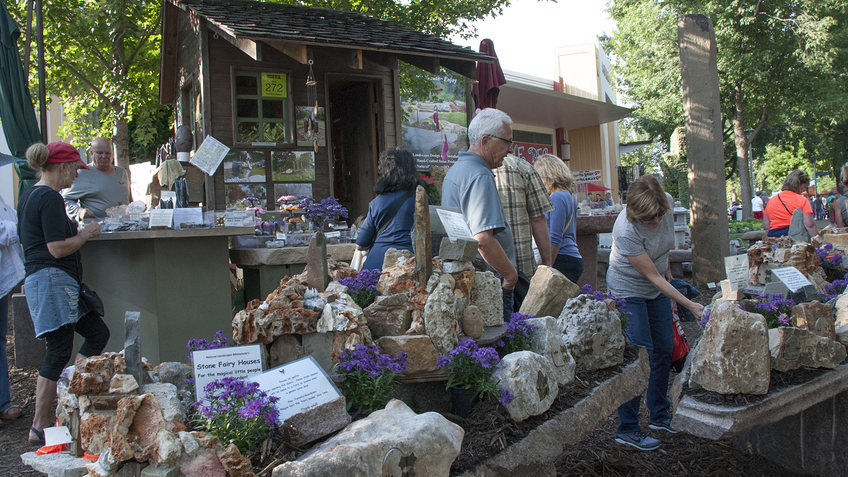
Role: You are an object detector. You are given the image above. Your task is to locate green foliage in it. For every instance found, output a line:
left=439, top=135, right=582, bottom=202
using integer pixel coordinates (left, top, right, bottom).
left=728, top=218, right=763, bottom=234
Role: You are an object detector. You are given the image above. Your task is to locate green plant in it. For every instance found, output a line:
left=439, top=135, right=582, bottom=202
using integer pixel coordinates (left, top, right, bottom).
left=438, top=339, right=501, bottom=399
left=751, top=294, right=795, bottom=328
left=494, top=312, right=535, bottom=356
left=335, top=345, right=408, bottom=412
left=192, top=377, right=279, bottom=453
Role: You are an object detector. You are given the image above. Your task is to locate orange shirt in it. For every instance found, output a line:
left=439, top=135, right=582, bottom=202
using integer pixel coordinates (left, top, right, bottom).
left=764, top=191, right=812, bottom=229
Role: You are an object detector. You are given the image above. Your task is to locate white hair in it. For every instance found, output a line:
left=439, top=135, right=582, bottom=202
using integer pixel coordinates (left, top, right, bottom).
left=468, top=108, right=512, bottom=147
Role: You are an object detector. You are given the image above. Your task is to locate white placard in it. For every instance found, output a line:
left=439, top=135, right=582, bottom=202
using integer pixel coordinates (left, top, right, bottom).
left=149, top=209, right=174, bottom=228
left=44, top=426, right=73, bottom=446
left=724, top=255, right=748, bottom=290
left=173, top=207, right=204, bottom=229
left=250, top=356, right=341, bottom=422
left=325, top=231, right=341, bottom=239
left=573, top=169, right=603, bottom=184
left=192, top=344, right=264, bottom=402
left=771, top=267, right=813, bottom=292
left=191, top=135, right=230, bottom=176
left=437, top=209, right=473, bottom=240
left=224, top=210, right=251, bottom=227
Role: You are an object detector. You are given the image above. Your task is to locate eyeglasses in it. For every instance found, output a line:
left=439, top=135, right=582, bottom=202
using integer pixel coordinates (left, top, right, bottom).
left=486, top=134, right=514, bottom=148
left=645, top=210, right=666, bottom=221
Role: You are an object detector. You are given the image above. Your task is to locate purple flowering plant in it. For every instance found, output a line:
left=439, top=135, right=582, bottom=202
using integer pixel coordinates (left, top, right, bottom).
left=192, top=377, right=279, bottom=453
left=580, top=284, right=630, bottom=329
left=335, top=344, right=408, bottom=412
left=495, top=312, right=536, bottom=356
left=298, top=196, right=348, bottom=230
left=815, top=243, right=843, bottom=267
left=338, top=268, right=381, bottom=308
left=186, top=330, right=229, bottom=362
left=752, top=294, right=796, bottom=328
left=438, top=339, right=510, bottom=402
left=819, top=272, right=848, bottom=302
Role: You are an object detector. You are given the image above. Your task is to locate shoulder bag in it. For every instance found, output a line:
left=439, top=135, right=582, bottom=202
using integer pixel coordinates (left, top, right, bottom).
left=78, top=283, right=105, bottom=317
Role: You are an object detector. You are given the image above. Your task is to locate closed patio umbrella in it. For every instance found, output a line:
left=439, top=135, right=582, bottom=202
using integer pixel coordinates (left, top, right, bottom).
left=472, top=39, right=506, bottom=110
left=0, top=1, right=41, bottom=158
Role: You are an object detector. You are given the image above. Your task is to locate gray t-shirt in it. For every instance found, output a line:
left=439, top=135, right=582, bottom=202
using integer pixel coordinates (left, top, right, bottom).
left=606, top=194, right=674, bottom=299
left=441, top=151, right=517, bottom=268
left=63, top=166, right=132, bottom=218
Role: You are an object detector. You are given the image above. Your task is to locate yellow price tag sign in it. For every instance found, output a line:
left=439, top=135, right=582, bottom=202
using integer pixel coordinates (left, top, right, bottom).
left=261, top=73, right=287, bottom=98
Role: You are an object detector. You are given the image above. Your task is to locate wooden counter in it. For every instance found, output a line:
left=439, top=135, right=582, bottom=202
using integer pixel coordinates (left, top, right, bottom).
left=575, top=215, right=617, bottom=289
left=79, top=227, right=254, bottom=363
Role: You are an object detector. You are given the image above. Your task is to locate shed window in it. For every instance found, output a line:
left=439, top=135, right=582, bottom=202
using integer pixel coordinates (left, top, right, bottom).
left=234, top=71, right=292, bottom=144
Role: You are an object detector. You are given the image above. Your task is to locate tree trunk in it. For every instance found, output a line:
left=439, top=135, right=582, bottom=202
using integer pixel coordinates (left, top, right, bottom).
left=733, top=82, right=753, bottom=219
left=113, top=116, right=130, bottom=171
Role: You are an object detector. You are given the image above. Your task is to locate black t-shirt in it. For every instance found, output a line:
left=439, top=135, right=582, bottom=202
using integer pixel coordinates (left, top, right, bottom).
left=17, top=185, right=82, bottom=282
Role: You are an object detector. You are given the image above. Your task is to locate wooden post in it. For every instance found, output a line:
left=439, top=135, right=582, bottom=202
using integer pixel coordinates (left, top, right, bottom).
left=678, top=14, right=730, bottom=287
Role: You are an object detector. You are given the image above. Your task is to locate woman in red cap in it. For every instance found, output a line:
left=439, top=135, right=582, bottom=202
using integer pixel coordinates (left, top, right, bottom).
left=17, top=142, right=109, bottom=445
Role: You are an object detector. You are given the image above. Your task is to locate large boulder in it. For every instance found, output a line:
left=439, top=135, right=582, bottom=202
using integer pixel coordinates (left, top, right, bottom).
left=690, top=301, right=770, bottom=395
left=519, top=266, right=580, bottom=318
left=558, top=295, right=624, bottom=372
left=364, top=294, right=413, bottom=338
left=471, top=271, right=503, bottom=327
left=526, top=316, right=576, bottom=386
left=492, top=351, right=559, bottom=422
left=376, top=335, right=440, bottom=375
left=272, top=399, right=463, bottom=477
left=791, top=301, right=837, bottom=341
left=424, top=283, right=459, bottom=355
left=769, top=327, right=847, bottom=372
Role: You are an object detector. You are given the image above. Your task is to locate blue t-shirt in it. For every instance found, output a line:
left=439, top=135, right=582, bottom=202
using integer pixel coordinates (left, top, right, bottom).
left=441, top=151, right=516, bottom=267
left=546, top=190, right=580, bottom=258
left=356, top=189, right=416, bottom=270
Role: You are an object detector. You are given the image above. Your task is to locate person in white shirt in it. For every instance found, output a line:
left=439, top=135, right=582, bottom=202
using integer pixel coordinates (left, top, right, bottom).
left=752, top=191, right=765, bottom=220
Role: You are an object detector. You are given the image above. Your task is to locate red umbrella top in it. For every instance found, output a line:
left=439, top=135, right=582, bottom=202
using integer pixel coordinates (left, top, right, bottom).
left=473, top=39, right=506, bottom=110
left=586, top=183, right=612, bottom=192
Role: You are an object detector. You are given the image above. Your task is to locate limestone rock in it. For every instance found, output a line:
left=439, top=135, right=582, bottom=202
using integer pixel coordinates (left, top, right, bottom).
left=438, top=237, right=478, bottom=261
left=442, top=260, right=475, bottom=274
left=179, top=430, right=201, bottom=456
left=837, top=323, right=848, bottom=348
left=180, top=448, right=226, bottom=477
left=232, top=304, right=320, bottom=345
left=109, top=374, right=139, bottom=394
left=791, top=301, right=836, bottom=340
left=424, top=283, right=459, bottom=355
left=318, top=299, right=365, bottom=332
left=217, top=443, right=255, bottom=477
left=272, top=399, right=462, bottom=477
left=268, top=334, right=302, bottom=368
left=189, top=431, right=220, bottom=449
left=520, top=265, right=580, bottom=318
left=835, top=293, right=848, bottom=328
left=283, top=396, right=351, bottom=447
left=527, top=316, right=576, bottom=386
left=769, top=327, right=847, bottom=372
left=111, top=393, right=179, bottom=464
left=471, top=271, right=503, bottom=327
left=142, top=383, right=186, bottom=431
left=462, top=305, right=484, bottom=339
left=364, top=294, right=413, bottom=338
left=690, top=301, right=770, bottom=395
left=454, top=270, right=476, bottom=297
left=492, top=351, right=559, bottom=421
left=80, top=411, right=115, bottom=454
left=558, top=295, right=624, bottom=372
left=377, top=251, right=416, bottom=292
left=155, top=428, right=183, bottom=464
left=377, top=335, right=439, bottom=374
left=153, top=362, right=192, bottom=388
left=69, top=372, right=108, bottom=395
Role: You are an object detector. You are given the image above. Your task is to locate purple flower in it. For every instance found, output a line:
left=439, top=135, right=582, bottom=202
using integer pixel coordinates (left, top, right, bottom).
left=697, top=308, right=711, bottom=327
left=437, top=355, right=451, bottom=368
left=498, top=388, right=515, bottom=405
left=580, top=284, right=631, bottom=317
left=299, top=197, right=348, bottom=229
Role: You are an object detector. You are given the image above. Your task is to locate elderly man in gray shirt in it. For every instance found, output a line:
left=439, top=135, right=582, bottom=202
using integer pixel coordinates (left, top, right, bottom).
left=442, top=108, right=518, bottom=321
left=64, top=137, right=132, bottom=220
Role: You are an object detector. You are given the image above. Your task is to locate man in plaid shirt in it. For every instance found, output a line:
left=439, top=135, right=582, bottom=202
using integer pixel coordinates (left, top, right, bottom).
left=494, top=154, right=554, bottom=309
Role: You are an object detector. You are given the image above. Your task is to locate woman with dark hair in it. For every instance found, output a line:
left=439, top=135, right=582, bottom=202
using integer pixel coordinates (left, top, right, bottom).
left=355, top=148, right=418, bottom=270
left=17, top=142, right=109, bottom=445
left=607, top=175, right=703, bottom=451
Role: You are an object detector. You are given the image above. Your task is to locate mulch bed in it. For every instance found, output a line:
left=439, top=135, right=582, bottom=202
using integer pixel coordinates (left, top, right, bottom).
left=448, top=345, right=641, bottom=474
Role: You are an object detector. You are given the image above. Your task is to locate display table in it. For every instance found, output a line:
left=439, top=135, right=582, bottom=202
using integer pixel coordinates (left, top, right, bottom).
left=575, top=215, right=617, bottom=289
left=79, top=227, right=253, bottom=363
left=230, top=244, right=356, bottom=301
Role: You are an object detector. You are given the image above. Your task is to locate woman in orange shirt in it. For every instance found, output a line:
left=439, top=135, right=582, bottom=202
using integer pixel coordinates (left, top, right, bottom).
left=763, top=170, right=817, bottom=238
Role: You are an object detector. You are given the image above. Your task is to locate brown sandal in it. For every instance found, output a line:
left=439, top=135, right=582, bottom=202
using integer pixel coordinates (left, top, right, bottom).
left=0, top=406, right=22, bottom=420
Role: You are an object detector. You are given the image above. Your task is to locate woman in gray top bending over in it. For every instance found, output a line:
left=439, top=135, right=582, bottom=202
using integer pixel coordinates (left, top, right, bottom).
left=606, top=175, right=703, bottom=451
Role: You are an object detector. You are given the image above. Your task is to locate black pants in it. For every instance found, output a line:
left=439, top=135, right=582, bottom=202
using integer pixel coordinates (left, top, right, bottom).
left=40, top=313, right=110, bottom=381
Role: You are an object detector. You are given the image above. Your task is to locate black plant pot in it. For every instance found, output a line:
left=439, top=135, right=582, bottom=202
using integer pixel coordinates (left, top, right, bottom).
left=449, top=387, right=479, bottom=417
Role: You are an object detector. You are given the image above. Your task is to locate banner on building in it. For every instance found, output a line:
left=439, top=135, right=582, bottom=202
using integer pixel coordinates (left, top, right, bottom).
left=573, top=169, right=603, bottom=184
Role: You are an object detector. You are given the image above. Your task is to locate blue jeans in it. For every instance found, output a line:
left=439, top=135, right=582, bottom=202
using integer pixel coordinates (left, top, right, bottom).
left=617, top=294, right=673, bottom=433
left=552, top=254, right=584, bottom=284
left=0, top=294, right=10, bottom=413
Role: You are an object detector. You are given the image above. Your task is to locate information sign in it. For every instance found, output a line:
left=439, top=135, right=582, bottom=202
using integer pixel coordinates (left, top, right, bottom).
left=724, top=255, right=748, bottom=290
left=250, top=356, right=341, bottom=422
left=437, top=209, right=473, bottom=240
left=573, top=169, right=603, bottom=184
left=261, top=73, right=288, bottom=98
left=192, top=344, right=264, bottom=402
left=771, top=267, right=813, bottom=292
left=191, top=135, right=230, bottom=176
left=149, top=209, right=174, bottom=228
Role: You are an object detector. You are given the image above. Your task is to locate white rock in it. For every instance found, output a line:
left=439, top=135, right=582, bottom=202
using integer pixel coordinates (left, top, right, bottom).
left=142, top=383, right=186, bottom=428
left=471, top=271, right=503, bottom=327
left=109, top=374, right=139, bottom=394
left=527, top=316, right=575, bottom=386
left=318, top=299, right=365, bottom=332
left=492, top=351, right=559, bottom=421
left=424, top=283, right=459, bottom=355
left=272, top=399, right=463, bottom=476
left=558, top=295, right=625, bottom=372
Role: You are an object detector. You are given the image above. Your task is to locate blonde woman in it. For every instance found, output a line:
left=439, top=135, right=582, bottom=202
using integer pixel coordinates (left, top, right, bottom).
left=533, top=154, right=582, bottom=283
left=606, top=175, right=703, bottom=451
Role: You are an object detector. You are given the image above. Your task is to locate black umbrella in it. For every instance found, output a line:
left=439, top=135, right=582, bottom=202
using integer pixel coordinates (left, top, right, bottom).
left=0, top=1, right=41, bottom=158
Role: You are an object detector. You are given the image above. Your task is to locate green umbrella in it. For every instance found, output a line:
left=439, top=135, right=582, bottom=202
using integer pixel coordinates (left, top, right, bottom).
left=0, top=1, right=41, bottom=158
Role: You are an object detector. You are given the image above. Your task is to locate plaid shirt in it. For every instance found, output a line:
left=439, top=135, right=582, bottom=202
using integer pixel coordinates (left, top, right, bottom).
left=494, top=155, right=553, bottom=277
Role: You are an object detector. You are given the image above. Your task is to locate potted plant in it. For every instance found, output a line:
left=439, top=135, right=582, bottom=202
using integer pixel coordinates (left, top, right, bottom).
left=437, top=339, right=513, bottom=416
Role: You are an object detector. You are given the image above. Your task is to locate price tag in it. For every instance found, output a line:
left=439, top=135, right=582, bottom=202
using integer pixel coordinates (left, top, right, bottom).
left=261, top=72, right=288, bottom=98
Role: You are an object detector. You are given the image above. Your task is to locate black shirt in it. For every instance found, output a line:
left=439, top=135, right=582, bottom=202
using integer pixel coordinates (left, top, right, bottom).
left=17, top=185, right=82, bottom=282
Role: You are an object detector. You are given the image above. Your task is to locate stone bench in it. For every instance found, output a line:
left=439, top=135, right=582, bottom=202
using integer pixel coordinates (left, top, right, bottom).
left=741, top=230, right=765, bottom=245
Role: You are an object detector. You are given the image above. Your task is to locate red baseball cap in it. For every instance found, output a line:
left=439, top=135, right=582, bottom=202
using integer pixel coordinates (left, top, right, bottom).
left=45, top=142, right=89, bottom=169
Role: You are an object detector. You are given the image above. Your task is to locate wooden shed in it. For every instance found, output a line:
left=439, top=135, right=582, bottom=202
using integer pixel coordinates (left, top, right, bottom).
left=159, top=0, right=491, bottom=218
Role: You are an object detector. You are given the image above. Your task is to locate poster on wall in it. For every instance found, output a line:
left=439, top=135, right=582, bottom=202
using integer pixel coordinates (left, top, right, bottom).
left=223, top=150, right=266, bottom=183
left=272, top=151, right=315, bottom=182
left=274, top=183, right=313, bottom=202
left=512, top=142, right=553, bottom=165
left=226, top=183, right=267, bottom=209
left=296, top=106, right=326, bottom=147
left=400, top=66, right=468, bottom=171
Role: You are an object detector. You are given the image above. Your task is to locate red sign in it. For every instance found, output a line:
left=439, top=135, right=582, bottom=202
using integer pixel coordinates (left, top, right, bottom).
left=513, top=142, right=553, bottom=164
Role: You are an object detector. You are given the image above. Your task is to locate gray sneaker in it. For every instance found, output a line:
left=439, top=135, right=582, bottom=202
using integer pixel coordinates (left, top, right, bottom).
left=649, top=418, right=678, bottom=434
left=615, top=430, right=661, bottom=451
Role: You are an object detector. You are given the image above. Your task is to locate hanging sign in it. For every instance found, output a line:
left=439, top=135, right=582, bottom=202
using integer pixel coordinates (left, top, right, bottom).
left=261, top=73, right=288, bottom=98
left=512, top=142, right=553, bottom=165
left=191, top=135, right=230, bottom=176
left=573, top=169, right=603, bottom=184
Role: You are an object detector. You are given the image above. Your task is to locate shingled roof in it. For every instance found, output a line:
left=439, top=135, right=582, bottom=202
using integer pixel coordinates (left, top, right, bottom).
left=169, top=0, right=493, bottom=64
